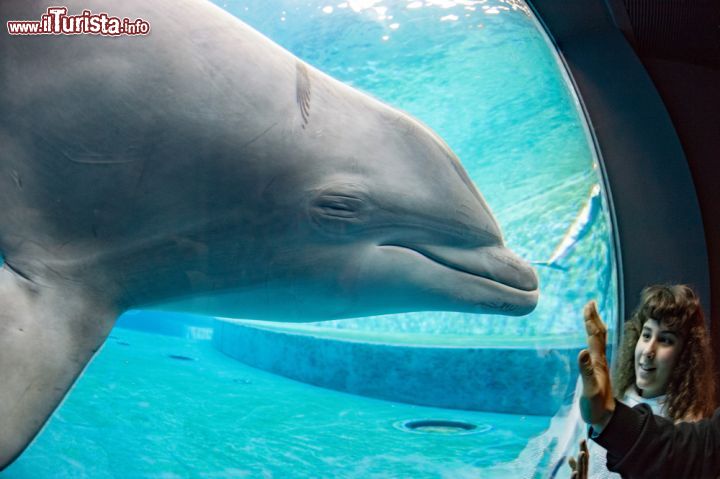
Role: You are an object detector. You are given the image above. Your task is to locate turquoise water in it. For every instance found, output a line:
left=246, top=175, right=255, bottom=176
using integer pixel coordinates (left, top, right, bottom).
left=1, top=1, right=618, bottom=477
left=3, top=329, right=551, bottom=478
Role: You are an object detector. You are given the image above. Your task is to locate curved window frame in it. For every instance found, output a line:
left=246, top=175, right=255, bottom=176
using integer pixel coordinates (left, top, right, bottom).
left=526, top=0, right=710, bottom=343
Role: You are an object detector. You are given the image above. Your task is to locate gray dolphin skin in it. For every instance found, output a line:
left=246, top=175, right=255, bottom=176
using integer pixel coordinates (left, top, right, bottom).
left=0, top=0, right=538, bottom=468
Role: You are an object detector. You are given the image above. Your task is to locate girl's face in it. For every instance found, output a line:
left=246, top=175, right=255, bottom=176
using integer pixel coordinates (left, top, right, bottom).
left=634, top=318, right=684, bottom=398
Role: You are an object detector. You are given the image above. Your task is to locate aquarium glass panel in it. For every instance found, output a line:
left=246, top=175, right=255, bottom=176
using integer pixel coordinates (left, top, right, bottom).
left=1, top=1, right=618, bottom=478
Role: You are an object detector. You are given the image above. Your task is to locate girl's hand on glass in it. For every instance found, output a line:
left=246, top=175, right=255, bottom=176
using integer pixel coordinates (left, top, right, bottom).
left=568, top=439, right=589, bottom=479
left=578, top=301, right=615, bottom=432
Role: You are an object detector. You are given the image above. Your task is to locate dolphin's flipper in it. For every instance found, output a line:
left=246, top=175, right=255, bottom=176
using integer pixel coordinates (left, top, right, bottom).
left=0, top=265, right=117, bottom=469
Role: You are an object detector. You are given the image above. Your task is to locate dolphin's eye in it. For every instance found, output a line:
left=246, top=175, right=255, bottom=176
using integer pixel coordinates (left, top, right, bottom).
left=309, top=184, right=369, bottom=234
left=314, top=194, right=363, bottom=218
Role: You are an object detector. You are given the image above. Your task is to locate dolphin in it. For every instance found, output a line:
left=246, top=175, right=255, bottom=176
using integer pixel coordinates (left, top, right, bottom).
left=0, top=0, right=538, bottom=468
left=533, top=184, right=601, bottom=270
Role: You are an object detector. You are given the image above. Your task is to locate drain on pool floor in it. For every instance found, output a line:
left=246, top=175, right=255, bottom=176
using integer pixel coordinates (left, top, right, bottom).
left=394, top=419, right=491, bottom=435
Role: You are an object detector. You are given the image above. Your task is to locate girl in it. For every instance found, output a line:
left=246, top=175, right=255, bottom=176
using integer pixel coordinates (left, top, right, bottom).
left=586, top=284, right=716, bottom=478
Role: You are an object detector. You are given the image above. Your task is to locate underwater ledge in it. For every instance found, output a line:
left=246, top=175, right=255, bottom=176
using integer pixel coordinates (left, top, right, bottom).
left=212, top=318, right=583, bottom=416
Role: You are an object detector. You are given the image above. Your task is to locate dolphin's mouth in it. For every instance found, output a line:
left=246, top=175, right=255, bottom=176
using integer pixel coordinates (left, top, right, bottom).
left=378, top=243, right=538, bottom=293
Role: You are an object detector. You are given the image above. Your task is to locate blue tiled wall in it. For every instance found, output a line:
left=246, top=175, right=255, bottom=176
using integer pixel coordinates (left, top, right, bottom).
left=213, top=319, right=584, bottom=416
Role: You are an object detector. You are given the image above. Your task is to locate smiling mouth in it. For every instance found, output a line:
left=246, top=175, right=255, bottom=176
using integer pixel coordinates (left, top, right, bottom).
left=639, top=365, right=656, bottom=373
left=378, top=243, right=538, bottom=292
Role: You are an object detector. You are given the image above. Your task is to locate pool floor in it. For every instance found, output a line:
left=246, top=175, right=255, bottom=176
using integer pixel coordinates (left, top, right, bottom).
left=1, top=329, right=551, bottom=478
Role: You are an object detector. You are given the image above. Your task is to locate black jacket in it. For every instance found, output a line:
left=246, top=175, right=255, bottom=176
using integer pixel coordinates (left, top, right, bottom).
left=593, top=401, right=720, bottom=478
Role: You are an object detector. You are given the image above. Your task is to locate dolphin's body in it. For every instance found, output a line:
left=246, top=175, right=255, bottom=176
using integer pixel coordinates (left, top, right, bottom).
left=0, top=0, right=538, bottom=468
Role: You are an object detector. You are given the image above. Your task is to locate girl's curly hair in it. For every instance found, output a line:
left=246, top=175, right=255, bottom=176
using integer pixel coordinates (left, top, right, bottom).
left=613, top=284, right=717, bottom=421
